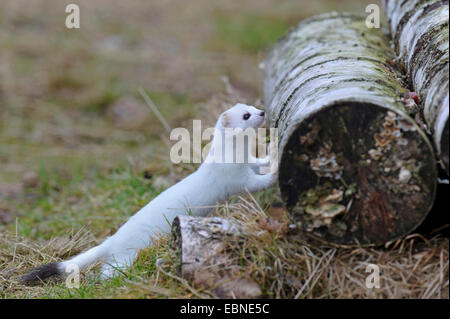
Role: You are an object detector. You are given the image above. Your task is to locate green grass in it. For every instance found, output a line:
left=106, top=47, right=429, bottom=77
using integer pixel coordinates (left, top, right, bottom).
left=6, top=163, right=163, bottom=239
left=210, top=13, right=292, bottom=53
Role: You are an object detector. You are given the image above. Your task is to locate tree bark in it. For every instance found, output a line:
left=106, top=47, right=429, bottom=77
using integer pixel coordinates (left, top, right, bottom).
left=383, top=0, right=449, bottom=174
left=171, top=216, right=262, bottom=298
left=262, top=12, right=437, bottom=246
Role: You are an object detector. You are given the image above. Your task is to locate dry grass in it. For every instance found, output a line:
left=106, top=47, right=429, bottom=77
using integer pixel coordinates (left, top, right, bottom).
left=210, top=194, right=449, bottom=299
left=0, top=228, right=96, bottom=297
left=1, top=192, right=448, bottom=299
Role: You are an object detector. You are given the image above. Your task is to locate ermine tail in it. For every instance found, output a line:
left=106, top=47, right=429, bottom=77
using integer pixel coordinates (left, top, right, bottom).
left=21, top=243, right=107, bottom=284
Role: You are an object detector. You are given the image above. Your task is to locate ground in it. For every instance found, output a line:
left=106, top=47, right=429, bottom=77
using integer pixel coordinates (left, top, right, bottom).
left=0, top=0, right=448, bottom=298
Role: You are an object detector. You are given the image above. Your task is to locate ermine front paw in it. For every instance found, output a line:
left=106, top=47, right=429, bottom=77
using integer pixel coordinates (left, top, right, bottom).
left=246, top=171, right=278, bottom=193
left=267, top=172, right=278, bottom=186
left=256, top=155, right=270, bottom=166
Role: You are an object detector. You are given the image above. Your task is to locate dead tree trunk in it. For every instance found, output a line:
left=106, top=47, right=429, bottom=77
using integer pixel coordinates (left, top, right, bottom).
left=262, top=12, right=437, bottom=246
left=171, top=216, right=262, bottom=298
left=383, top=0, right=449, bottom=174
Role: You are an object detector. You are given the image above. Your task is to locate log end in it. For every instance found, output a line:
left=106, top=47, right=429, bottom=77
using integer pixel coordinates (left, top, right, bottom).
left=278, top=102, right=437, bottom=246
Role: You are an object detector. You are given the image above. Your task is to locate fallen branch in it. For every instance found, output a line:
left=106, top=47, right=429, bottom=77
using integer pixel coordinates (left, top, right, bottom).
left=171, top=215, right=262, bottom=298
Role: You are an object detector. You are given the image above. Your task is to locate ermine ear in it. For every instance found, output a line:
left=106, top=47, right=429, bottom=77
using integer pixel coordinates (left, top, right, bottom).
left=221, top=112, right=231, bottom=128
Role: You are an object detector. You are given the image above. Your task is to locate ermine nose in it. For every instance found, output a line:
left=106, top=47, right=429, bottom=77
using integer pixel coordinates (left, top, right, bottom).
left=260, top=111, right=265, bottom=117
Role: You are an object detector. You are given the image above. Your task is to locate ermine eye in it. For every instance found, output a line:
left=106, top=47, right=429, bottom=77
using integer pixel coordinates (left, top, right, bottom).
left=243, top=113, right=251, bottom=120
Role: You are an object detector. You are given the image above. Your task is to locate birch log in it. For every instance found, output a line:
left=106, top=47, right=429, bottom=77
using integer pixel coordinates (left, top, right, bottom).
left=263, top=12, right=437, bottom=246
left=383, top=0, right=449, bottom=174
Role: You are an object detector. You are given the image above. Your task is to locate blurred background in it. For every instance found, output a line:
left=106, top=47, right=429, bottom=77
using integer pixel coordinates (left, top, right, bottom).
left=0, top=1, right=381, bottom=242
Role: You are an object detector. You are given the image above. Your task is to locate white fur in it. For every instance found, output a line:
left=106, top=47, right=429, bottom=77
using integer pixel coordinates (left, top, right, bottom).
left=59, top=103, right=277, bottom=279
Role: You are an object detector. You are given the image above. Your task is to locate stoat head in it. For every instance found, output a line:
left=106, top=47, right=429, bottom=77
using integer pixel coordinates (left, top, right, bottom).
left=218, top=103, right=266, bottom=131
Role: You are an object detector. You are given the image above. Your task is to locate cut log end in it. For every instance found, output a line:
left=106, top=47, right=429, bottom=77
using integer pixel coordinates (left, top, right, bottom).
left=278, top=103, right=437, bottom=246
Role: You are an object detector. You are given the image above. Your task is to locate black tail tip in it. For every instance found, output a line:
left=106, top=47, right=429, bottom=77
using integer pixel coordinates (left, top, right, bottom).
left=21, top=262, right=62, bottom=285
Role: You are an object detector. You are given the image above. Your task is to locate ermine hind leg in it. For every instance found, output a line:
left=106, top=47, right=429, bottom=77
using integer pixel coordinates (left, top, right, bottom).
left=100, top=251, right=138, bottom=279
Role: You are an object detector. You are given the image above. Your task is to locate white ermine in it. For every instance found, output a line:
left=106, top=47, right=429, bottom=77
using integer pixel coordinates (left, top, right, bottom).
left=22, top=103, right=277, bottom=283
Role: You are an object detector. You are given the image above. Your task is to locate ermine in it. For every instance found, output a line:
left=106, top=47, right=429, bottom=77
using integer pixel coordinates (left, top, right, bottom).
left=22, top=103, right=277, bottom=283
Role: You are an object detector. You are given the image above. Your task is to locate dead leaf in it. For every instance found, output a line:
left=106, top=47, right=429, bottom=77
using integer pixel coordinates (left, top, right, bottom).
left=268, top=202, right=288, bottom=221
left=0, top=208, right=14, bottom=224
left=21, top=171, right=40, bottom=188
left=107, top=97, right=150, bottom=130
left=259, top=217, right=287, bottom=234
left=0, top=183, right=23, bottom=199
